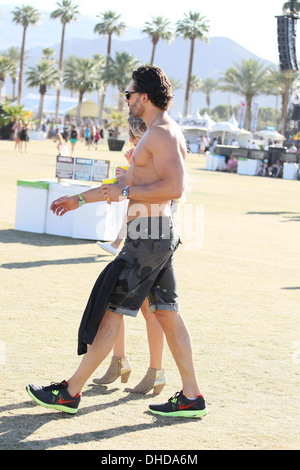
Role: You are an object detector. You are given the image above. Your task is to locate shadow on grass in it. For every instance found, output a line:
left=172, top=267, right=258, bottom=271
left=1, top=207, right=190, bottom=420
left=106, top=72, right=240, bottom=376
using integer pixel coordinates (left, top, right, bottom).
left=0, top=228, right=93, bottom=247
left=1, top=256, right=105, bottom=270
left=0, top=386, right=205, bottom=450
left=0, top=229, right=110, bottom=269
left=245, top=211, right=300, bottom=222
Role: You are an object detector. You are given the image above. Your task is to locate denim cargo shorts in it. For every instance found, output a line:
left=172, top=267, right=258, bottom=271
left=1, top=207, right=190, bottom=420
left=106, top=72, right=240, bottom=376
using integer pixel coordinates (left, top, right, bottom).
left=107, top=216, right=181, bottom=316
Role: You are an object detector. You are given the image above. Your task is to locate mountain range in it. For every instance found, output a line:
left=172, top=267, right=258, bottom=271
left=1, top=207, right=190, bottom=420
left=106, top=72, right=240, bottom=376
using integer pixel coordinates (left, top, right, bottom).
left=0, top=5, right=277, bottom=116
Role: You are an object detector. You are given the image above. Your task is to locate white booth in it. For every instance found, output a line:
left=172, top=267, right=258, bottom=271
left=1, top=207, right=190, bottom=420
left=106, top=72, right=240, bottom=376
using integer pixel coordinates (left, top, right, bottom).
left=15, top=179, right=128, bottom=241
left=237, top=158, right=261, bottom=176
left=205, top=154, right=227, bottom=171
left=283, top=162, right=299, bottom=180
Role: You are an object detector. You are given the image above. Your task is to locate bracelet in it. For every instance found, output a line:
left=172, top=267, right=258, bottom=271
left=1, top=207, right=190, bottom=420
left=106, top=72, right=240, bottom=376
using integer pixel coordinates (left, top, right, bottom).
left=78, top=193, right=86, bottom=207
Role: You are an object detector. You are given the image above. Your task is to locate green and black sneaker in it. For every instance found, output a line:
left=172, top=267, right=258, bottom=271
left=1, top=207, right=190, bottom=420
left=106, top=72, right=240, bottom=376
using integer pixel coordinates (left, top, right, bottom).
left=26, top=380, right=81, bottom=414
left=149, top=390, right=207, bottom=418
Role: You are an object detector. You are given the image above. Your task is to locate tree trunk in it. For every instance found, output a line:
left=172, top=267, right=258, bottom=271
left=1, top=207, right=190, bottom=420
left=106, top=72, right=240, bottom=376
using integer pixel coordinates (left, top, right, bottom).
left=12, top=78, right=16, bottom=101
left=245, top=95, right=252, bottom=130
left=183, top=38, right=195, bottom=116
left=98, top=89, right=106, bottom=124
left=37, top=92, right=45, bottom=129
left=98, top=34, right=112, bottom=125
left=55, top=23, right=66, bottom=122
left=76, top=90, right=84, bottom=125
left=150, top=41, right=157, bottom=66
left=281, top=75, right=291, bottom=135
left=18, top=26, right=27, bottom=105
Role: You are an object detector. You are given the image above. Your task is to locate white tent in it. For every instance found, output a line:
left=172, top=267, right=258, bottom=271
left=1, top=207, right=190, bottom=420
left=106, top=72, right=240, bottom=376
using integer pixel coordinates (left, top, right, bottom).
left=179, top=112, right=212, bottom=152
left=179, top=112, right=203, bottom=126
left=198, top=112, right=216, bottom=131
left=254, top=129, right=286, bottom=142
left=210, top=121, right=240, bottom=145
left=210, top=120, right=251, bottom=146
left=228, top=114, right=239, bottom=127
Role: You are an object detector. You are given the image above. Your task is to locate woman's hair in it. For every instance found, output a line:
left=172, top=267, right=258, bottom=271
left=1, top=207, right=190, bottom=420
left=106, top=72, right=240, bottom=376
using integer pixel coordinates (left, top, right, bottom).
left=132, top=65, right=174, bottom=110
left=128, top=116, right=147, bottom=139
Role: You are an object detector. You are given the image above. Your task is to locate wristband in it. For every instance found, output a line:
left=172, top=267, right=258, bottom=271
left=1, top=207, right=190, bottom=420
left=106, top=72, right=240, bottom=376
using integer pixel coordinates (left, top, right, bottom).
left=78, top=193, right=86, bottom=207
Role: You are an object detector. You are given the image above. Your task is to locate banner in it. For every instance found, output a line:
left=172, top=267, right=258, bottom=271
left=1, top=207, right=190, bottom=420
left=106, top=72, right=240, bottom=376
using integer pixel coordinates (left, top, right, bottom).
left=237, top=101, right=247, bottom=129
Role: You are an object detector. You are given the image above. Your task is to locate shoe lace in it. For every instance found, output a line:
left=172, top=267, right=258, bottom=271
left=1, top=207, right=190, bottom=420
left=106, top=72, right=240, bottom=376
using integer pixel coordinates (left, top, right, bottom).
left=44, top=381, right=67, bottom=392
left=168, top=391, right=182, bottom=403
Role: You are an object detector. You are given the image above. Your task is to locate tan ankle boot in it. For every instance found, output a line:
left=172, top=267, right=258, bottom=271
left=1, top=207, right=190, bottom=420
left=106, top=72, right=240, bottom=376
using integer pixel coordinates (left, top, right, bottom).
left=125, top=368, right=166, bottom=395
left=93, top=356, right=131, bottom=385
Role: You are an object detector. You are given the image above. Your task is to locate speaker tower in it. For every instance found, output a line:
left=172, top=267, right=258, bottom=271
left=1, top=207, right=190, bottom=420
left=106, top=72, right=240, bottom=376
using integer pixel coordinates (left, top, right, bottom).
left=277, top=15, right=298, bottom=71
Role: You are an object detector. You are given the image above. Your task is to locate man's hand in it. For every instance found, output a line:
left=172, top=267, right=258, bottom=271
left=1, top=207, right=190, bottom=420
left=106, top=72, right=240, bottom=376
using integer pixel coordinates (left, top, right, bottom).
left=101, top=182, right=125, bottom=204
left=50, top=194, right=79, bottom=216
left=115, top=166, right=128, bottom=178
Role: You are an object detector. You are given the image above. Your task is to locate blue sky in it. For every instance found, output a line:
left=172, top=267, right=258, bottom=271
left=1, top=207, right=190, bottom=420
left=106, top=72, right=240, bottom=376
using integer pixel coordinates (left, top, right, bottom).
left=1, top=0, right=296, bottom=63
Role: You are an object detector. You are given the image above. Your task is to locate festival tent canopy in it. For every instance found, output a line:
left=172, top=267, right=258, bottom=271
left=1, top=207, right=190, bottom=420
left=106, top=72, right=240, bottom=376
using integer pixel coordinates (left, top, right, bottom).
left=254, top=129, right=286, bottom=141
left=66, top=99, right=99, bottom=118
left=210, top=120, right=251, bottom=146
left=179, top=112, right=204, bottom=127
left=197, top=112, right=216, bottom=131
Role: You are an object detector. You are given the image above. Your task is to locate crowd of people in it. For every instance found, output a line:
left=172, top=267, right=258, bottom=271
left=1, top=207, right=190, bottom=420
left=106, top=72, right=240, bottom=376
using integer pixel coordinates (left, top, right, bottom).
left=44, top=119, right=105, bottom=156
left=11, top=118, right=106, bottom=157
left=12, top=120, right=30, bottom=153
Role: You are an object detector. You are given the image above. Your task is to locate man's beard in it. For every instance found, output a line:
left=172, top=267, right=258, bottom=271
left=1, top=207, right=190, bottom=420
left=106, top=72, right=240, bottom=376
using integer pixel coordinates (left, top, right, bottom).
left=129, top=103, right=144, bottom=119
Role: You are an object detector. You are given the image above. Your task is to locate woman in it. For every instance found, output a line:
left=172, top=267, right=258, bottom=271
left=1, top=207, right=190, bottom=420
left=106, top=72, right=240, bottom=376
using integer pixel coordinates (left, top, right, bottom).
left=94, top=116, right=166, bottom=395
left=69, top=125, right=79, bottom=156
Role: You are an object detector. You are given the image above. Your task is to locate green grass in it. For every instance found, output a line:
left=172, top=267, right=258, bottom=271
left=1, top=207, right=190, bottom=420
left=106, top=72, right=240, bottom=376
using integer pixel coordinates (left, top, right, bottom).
left=0, top=137, right=299, bottom=450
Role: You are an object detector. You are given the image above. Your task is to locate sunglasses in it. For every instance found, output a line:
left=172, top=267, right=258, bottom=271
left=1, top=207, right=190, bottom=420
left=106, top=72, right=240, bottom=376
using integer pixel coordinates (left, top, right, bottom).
left=124, top=90, right=139, bottom=100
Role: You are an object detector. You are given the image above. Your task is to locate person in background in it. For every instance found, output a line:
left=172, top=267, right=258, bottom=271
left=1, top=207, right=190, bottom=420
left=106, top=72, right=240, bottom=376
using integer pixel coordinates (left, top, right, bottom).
left=69, top=125, right=79, bottom=156
left=226, top=155, right=237, bottom=172
left=12, top=120, right=22, bottom=152
left=97, top=116, right=147, bottom=256
left=287, top=143, right=297, bottom=153
left=271, top=159, right=282, bottom=178
left=19, top=123, right=29, bottom=153
left=56, top=133, right=69, bottom=156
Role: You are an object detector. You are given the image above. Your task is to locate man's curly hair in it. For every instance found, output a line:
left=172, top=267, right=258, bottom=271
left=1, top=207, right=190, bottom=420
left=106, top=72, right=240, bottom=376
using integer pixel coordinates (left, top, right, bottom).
left=132, top=65, right=174, bottom=110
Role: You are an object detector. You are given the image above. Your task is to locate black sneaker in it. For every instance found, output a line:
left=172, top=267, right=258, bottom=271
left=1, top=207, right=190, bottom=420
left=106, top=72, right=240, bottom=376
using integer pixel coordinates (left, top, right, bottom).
left=149, top=390, right=207, bottom=418
left=26, top=380, right=81, bottom=414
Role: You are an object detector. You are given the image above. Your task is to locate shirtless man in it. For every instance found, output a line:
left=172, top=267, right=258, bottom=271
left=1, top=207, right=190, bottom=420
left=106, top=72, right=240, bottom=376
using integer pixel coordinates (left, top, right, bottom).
left=26, top=66, right=207, bottom=419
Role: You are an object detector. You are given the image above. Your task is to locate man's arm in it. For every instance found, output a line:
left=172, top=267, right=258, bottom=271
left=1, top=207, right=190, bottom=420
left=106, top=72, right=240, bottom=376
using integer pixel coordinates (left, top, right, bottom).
left=50, top=186, right=108, bottom=216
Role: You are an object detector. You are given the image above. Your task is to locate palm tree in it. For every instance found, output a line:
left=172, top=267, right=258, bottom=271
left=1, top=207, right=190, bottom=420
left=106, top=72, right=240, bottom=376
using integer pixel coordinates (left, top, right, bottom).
left=0, top=103, right=27, bottom=121
left=109, top=110, right=127, bottom=138
left=188, top=75, right=202, bottom=113
left=266, top=66, right=297, bottom=132
left=11, top=5, right=40, bottom=106
left=26, top=59, right=60, bottom=128
left=50, top=0, right=80, bottom=122
left=63, top=56, right=97, bottom=125
left=2, top=47, right=20, bottom=101
left=176, top=11, right=209, bottom=116
left=142, top=16, right=173, bottom=65
left=0, top=56, right=15, bottom=102
left=94, top=11, right=126, bottom=123
left=103, top=52, right=139, bottom=112
left=283, top=1, right=300, bottom=14
left=42, top=48, right=56, bottom=62
left=200, top=77, right=219, bottom=112
left=218, top=59, right=271, bottom=130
